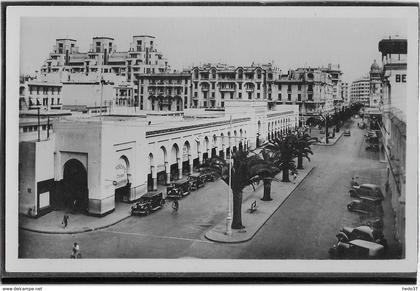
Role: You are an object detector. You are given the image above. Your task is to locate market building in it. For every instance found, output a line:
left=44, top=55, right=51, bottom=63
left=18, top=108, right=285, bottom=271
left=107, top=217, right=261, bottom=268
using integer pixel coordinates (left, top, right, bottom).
left=18, top=101, right=299, bottom=217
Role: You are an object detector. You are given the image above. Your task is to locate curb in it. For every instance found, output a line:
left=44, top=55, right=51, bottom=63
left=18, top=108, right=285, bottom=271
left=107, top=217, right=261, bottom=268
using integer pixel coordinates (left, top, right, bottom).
left=315, top=130, right=344, bottom=146
left=19, top=214, right=132, bottom=235
left=204, top=166, right=316, bottom=243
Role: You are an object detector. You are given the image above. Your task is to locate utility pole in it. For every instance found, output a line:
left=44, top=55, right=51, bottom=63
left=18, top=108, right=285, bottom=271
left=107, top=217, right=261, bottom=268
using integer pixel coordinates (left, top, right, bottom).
left=325, top=114, right=329, bottom=144
left=47, top=115, right=50, bottom=139
left=226, top=115, right=233, bottom=236
left=100, top=77, right=104, bottom=121
left=37, top=107, right=40, bottom=142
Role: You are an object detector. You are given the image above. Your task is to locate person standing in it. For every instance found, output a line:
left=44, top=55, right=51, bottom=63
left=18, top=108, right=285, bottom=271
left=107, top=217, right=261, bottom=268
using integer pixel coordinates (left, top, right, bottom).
left=292, top=172, right=298, bottom=184
left=71, top=242, right=80, bottom=259
left=62, top=214, right=69, bottom=229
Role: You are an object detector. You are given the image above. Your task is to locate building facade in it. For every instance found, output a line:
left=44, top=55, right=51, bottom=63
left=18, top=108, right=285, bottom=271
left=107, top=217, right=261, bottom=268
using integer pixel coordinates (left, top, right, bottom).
left=190, top=63, right=281, bottom=109
left=19, top=101, right=299, bottom=217
left=378, top=37, right=407, bottom=256
left=135, top=73, right=192, bottom=111
left=19, top=79, right=63, bottom=111
left=273, top=67, right=334, bottom=124
left=320, top=64, right=343, bottom=109
left=369, top=60, right=383, bottom=108
left=341, top=82, right=350, bottom=107
left=350, top=77, right=370, bottom=106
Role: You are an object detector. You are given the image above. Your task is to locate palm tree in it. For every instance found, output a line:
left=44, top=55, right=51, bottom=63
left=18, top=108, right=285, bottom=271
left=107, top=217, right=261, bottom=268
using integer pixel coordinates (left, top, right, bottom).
left=202, top=149, right=276, bottom=229
left=265, top=135, right=297, bottom=182
left=248, top=149, right=280, bottom=201
left=294, top=133, right=318, bottom=169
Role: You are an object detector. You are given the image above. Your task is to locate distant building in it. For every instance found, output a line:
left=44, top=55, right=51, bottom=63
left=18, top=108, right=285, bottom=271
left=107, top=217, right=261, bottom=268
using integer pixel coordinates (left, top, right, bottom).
left=320, top=64, right=344, bottom=109
left=37, top=35, right=171, bottom=107
left=19, top=79, right=63, bottom=111
left=369, top=59, right=383, bottom=108
left=135, top=72, right=192, bottom=111
left=341, top=82, right=350, bottom=107
left=274, top=67, right=334, bottom=124
left=190, top=63, right=281, bottom=108
left=350, top=77, right=370, bottom=106
left=378, top=37, right=407, bottom=256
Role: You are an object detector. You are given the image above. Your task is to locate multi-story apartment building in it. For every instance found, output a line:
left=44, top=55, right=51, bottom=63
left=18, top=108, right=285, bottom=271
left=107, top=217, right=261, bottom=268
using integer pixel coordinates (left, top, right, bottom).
left=190, top=63, right=281, bottom=108
left=341, top=82, right=350, bottom=107
left=369, top=59, right=383, bottom=108
left=273, top=67, right=334, bottom=124
left=378, top=37, right=407, bottom=256
left=37, top=35, right=170, bottom=107
left=350, top=77, right=370, bottom=106
left=135, top=73, right=192, bottom=111
left=19, top=77, right=63, bottom=111
left=320, top=64, right=343, bottom=109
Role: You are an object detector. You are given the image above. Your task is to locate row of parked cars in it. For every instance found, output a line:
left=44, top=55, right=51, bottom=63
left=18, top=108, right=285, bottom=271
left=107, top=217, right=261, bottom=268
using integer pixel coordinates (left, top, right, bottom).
left=329, top=182, right=387, bottom=259
left=130, top=170, right=217, bottom=216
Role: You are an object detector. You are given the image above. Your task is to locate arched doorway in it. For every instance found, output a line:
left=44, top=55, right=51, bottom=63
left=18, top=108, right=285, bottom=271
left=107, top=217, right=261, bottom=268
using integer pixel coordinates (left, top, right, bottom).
left=148, top=153, right=155, bottom=191
left=62, top=159, right=88, bottom=212
left=114, top=156, right=131, bottom=203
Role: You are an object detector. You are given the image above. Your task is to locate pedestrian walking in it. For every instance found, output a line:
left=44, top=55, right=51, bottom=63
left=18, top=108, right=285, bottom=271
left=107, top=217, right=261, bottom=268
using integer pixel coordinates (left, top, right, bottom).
left=71, top=242, right=81, bottom=259
left=292, top=172, right=298, bottom=184
left=172, top=199, right=179, bottom=212
left=62, top=214, right=69, bottom=229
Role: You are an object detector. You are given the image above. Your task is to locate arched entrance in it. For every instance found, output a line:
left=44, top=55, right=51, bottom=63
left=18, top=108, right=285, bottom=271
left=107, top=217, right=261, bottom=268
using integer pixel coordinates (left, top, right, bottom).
left=114, top=156, right=131, bottom=203
left=63, top=159, right=88, bottom=212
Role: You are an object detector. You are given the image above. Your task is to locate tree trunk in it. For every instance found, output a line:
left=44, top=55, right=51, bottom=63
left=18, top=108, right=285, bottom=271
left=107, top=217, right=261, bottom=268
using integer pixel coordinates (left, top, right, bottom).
left=282, top=167, right=290, bottom=182
left=231, top=190, right=244, bottom=229
left=297, top=154, right=303, bottom=169
left=261, top=179, right=272, bottom=201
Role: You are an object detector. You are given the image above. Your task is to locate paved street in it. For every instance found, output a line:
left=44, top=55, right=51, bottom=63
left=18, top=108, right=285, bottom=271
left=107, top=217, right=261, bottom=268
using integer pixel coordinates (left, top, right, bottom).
left=19, top=118, right=399, bottom=259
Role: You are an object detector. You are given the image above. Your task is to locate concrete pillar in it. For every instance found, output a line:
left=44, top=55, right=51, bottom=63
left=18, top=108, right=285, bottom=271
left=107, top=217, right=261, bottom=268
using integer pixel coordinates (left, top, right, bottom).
left=165, top=162, right=171, bottom=185
left=189, top=155, right=193, bottom=175
left=178, top=158, right=182, bottom=179
left=198, top=151, right=203, bottom=164
left=151, top=166, right=157, bottom=191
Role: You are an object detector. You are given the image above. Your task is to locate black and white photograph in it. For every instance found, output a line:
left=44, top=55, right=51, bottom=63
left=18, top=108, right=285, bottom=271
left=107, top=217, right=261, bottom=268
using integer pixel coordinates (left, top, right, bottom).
left=2, top=2, right=418, bottom=283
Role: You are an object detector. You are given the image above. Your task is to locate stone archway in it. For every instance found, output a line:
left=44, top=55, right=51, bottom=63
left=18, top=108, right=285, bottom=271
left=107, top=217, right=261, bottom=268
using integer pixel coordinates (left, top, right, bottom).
left=62, top=159, right=88, bottom=212
left=114, top=155, right=131, bottom=203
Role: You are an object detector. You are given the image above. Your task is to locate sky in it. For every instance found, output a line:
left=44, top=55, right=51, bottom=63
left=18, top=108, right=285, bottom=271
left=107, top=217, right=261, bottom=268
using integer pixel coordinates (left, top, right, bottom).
left=20, top=16, right=406, bottom=83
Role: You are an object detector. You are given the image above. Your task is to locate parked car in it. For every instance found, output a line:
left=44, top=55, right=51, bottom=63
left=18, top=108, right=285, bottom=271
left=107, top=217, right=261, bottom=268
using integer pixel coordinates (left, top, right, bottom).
left=201, top=171, right=217, bottom=183
left=366, top=136, right=379, bottom=143
left=366, top=144, right=380, bottom=152
left=188, top=173, right=206, bottom=190
left=166, top=179, right=191, bottom=199
left=365, top=130, right=377, bottom=138
left=347, top=196, right=384, bottom=216
left=329, top=239, right=385, bottom=259
left=349, top=183, right=384, bottom=199
left=131, top=191, right=165, bottom=216
left=336, top=225, right=387, bottom=247
left=344, top=129, right=351, bottom=136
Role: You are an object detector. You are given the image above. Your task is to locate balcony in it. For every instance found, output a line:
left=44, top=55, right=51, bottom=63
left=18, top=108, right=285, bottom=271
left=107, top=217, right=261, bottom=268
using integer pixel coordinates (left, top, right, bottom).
left=201, top=86, right=209, bottom=92
left=245, top=87, right=254, bottom=92
left=219, top=87, right=235, bottom=92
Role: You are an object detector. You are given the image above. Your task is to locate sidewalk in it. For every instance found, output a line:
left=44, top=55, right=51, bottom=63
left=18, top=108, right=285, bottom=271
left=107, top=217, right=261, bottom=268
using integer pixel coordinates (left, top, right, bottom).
left=204, top=165, right=315, bottom=243
left=315, top=129, right=344, bottom=146
left=20, top=200, right=134, bottom=234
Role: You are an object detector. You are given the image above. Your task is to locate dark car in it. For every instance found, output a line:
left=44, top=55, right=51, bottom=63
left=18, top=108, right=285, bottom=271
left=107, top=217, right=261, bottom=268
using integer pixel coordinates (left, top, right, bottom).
left=336, top=226, right=387, bottom=247
left=344, top=129, right=351, bottom=136
left=166, top=179, right=191, bottom=199
left=188, top=173, right=206, bottom=190
left=329, top=239, right=385, bottom=259
left=201, top=171, right=217, bottom=183
left=347, top=196, right=384, bottom=216
left=366, top=144, right=380, bottom=152
left=131, top=191, right=165, bottom=216
left=349, top=183, right=384, bottom=199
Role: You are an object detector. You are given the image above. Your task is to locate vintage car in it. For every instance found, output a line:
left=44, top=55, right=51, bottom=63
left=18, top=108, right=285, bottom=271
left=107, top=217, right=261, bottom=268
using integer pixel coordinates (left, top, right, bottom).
left=329, top=239, right=385, bottom=259
left=344, top=129, right=351, bottom=136
left=366, top=144, right=380, bottom=152
left=200, top=171, right=217, bottom=183
left=188, top=173, right=206, bottom=190
left=347, top=196, right=384, bottom=216
left=336, top=225, right=387, bottom=247
left=349, top=183, right=384, bottom=199
left=166, top=179, right=191, bottom=199
left=131, top=191, right=165, bottom=216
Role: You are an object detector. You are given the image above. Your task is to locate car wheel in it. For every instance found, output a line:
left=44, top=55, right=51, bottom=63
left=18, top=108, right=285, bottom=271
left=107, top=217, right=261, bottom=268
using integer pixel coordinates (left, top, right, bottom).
left=145, top=209, right=151, bottom=216
left=347, top=204, right=353, bottom=211
left=349, top=190, right=356, bottom=197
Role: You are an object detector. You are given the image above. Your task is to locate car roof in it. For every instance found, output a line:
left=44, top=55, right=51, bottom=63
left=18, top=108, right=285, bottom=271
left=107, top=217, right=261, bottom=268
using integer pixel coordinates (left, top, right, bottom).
left=354, top=226, right=373, bottom=235
left=350, top=239, right=384, bottom=250
left=141, top=191, right=162, bottom=198
left=357, top=196, right=383, bottom=202
left=360, top=184, right=380, bottom=189
left=174, top=178, right=189, bottom=184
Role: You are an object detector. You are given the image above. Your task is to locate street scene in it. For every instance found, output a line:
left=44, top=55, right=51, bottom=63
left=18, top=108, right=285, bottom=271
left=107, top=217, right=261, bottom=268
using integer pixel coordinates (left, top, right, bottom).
left=15, top=12, right=408, bottom=263
left=19, top=116, right=400, bottom=259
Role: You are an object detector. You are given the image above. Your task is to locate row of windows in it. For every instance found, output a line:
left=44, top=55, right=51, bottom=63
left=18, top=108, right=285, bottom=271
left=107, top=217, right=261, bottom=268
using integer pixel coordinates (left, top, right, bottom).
left=21, top=124, right=50, bottom=133
left=29, top=86, right=61, bottom=95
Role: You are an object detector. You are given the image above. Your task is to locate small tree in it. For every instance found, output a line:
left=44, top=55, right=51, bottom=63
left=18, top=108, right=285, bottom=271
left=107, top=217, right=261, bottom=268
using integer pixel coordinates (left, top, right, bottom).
left=265, top=135, right=297, bottom=182
left=294, top=133, right=318, bottom=169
